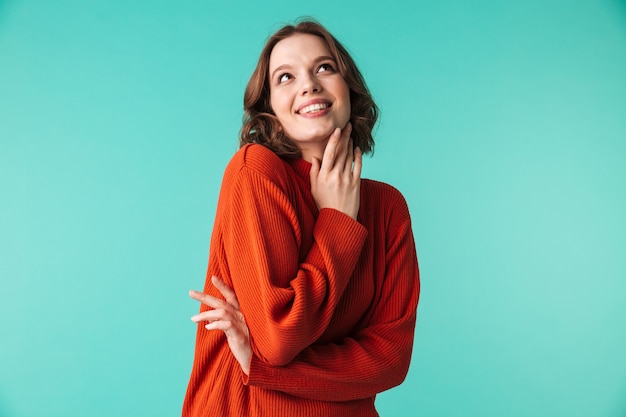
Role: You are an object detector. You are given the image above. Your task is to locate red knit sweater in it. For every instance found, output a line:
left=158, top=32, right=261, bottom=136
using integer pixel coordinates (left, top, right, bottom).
left=183, top=144, right=420, bottom=417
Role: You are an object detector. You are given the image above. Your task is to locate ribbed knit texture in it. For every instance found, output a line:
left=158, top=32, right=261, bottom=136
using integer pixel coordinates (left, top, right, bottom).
left=183, top=144, right=420, bottom=417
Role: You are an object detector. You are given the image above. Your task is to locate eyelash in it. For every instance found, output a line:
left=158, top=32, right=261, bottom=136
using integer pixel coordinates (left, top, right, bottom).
left=278, top=73, right=292, bottom=83
left=277, top=63, right=336, bottom=84
left=318, top=63, right=335, bottom=73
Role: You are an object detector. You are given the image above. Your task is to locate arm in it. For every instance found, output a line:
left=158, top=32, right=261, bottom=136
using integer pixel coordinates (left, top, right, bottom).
left=244, top=216, right=420, bottom=401
left=224, top=170, right=366, bottom=366
left=193, top=216, right=419, bottom=400
left=219, top=127, right=365, bottom=366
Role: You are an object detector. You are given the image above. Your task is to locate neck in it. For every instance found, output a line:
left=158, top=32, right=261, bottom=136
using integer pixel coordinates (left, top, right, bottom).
left=299, top=142, right=327, bottom=163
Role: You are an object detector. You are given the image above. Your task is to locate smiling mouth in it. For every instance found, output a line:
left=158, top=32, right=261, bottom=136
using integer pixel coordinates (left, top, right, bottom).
left=297, top=102, right=331, bottom=114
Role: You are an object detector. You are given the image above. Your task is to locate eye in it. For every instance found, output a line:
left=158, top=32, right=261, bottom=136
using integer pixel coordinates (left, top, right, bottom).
left=278, top=73, right=292, bottom=84
left=317, top=63, right=336, bottom=73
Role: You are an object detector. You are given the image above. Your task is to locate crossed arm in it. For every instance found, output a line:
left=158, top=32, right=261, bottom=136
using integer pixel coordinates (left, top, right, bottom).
left=189, top=123, right=419, bottom=400
left=190, top=123, right=360, bottom=369
left=191, top=218, right=419, bottom=401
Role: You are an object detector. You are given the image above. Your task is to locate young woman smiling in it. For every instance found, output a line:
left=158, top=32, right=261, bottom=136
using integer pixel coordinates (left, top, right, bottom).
left=183, top=20, right=420, bottom=417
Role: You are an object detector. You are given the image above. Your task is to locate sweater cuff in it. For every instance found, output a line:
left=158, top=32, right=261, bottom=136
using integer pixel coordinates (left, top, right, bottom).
left=244, top=354, right=277, bottom=387
left=315, top=208, right=368, bottom=247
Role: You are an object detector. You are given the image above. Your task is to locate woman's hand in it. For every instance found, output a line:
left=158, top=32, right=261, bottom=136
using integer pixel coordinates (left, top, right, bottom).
left=189, top=276, right=252, bottom=375
left=310, top=122, right=362, bottom=220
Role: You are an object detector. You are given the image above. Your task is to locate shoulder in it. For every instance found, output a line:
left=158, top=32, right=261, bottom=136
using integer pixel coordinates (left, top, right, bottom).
left=362, top=179, right=409, bottom=209
left=223, top=144, right=293, bottom=189
left=225, top=144, right=286, bottom=178
left=361, top=179, right=412, bottom=226
left=226, top=143, right=281, bottom=172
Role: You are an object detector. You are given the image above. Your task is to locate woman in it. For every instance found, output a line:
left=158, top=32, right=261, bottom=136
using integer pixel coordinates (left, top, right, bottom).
left=183, top=20, right=420, bottom=417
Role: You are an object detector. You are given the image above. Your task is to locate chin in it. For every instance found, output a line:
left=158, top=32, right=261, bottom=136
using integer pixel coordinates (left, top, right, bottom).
left=288, top=127, right=333, bottom=142
left=286, top=116, right=350, bottom=143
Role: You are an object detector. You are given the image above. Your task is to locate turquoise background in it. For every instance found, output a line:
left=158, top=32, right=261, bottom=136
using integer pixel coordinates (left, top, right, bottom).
left=1, top=0, right=625, bottom=416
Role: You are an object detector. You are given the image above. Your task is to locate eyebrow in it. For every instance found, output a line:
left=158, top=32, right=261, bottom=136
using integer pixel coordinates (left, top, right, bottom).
left=270, top=55, right=337, bottom=80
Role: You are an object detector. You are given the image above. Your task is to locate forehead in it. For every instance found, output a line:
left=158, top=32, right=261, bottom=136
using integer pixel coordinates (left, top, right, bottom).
left=269, top=33, right=333, bottom=71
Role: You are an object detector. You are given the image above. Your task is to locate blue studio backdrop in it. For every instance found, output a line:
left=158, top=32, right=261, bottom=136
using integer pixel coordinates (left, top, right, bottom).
left=1, top=1, right=625, bottom=416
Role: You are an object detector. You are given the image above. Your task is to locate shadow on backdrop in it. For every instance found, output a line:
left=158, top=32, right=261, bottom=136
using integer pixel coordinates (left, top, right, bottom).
left=0, top=0, right=11, bottom=32
left=617, top=0, right=626, bottom=21
left=0, top=392, right=13, bottom=417
left=615, top=378, right=626, bottom=417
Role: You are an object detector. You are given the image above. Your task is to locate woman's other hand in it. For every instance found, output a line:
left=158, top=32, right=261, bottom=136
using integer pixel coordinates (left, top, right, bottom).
left=189, top=276, right=252, bottom=375
left=310, top=122, right=362, bottom=220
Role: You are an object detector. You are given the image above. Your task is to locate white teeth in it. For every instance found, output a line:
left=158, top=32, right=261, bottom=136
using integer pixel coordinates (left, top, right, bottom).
left=299, top=103, right=329, bottom=114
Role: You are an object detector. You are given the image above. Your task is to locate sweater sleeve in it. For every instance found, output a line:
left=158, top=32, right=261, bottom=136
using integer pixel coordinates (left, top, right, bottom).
left=243, top=215, right=420, bottom=401
left=223, top=164, right=368, bottom=367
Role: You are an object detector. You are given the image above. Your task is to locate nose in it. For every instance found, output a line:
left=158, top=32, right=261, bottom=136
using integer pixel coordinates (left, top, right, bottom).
left=300, top=73, right=321, bottom=95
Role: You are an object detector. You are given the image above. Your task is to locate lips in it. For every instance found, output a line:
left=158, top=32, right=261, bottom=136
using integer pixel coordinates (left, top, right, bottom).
left=296, top=99, right=332, bottom=114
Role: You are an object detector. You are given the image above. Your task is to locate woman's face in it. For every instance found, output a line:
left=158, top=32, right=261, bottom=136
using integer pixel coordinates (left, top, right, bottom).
left=268, top=33, right=351, bottom=159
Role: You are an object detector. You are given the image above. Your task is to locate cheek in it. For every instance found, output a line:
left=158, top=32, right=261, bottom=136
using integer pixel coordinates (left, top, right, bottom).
left=336, top=81, right=351, bottom=113
left=271, top=96, right=290, bottom=119
left=340, top=87, right=351, bottom=120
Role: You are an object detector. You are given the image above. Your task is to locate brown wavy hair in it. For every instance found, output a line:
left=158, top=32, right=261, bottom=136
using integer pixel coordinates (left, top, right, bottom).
left=240, top=20, right=378, bottom=157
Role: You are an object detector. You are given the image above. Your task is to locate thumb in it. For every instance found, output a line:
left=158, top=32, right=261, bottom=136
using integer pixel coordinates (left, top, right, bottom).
left=309, top=157, right=320, bottom=185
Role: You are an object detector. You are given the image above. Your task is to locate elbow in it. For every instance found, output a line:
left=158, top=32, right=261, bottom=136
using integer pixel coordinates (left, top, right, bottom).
left=394, top=357, right=412, bottom=386
left=257, top=351, right=296, bottom=367
left=252, top=340, right=300, bottom=367
left=388, top=343, right=414, bottom=388
left=251, top=319, right=316, bottom=366
left=383, top=362, right=411, bottom=392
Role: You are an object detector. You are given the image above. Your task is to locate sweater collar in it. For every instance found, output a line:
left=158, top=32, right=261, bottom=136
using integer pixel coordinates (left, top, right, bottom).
left=286, top=157, right=312, bottom=182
